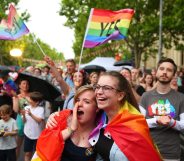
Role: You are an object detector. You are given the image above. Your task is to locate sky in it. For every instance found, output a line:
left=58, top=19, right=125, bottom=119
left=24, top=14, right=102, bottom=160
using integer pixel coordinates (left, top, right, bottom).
left=18, top=0, right=75, bottom=59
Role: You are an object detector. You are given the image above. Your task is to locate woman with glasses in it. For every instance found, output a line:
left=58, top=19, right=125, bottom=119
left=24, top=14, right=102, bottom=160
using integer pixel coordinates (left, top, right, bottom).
left=31, top=85, right=101, bottom=161
left=90, top=71, right=161, bottom=161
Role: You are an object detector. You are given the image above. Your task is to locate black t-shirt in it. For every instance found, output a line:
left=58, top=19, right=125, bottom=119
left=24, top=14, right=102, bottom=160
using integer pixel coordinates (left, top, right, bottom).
left=95, top=129, right=114, bottom=161
left=61, top=138, right=96, bottom=161
left=135, top=85, right=145, bottom=96
left=178, top=86, right=184, bottom=94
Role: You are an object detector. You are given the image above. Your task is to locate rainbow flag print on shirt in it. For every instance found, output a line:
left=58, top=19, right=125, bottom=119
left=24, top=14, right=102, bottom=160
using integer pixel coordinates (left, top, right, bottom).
left=84, top=8, right=134, bottom=48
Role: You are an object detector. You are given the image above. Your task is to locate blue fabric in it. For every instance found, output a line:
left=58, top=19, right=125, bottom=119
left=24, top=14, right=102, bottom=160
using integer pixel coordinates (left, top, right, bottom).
left=64, top=76, right=74, bottom=88
left=3, top=79, right=17, bottom=96
left=63, top=89, right=75, bottom=110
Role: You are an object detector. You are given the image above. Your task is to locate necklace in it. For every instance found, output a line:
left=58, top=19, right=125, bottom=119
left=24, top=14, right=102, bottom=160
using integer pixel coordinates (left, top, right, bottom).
left=85, top=147, right=95, bottom=156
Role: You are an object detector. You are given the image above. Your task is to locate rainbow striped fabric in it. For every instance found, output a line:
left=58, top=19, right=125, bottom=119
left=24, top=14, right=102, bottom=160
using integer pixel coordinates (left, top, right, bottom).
left=105, top=101, right=162, bottom=161
left=0, top=4, right=29, bottom=40
left=31, top=110, right=72, bottom=161
left=84, top=8, right=134, bottom=48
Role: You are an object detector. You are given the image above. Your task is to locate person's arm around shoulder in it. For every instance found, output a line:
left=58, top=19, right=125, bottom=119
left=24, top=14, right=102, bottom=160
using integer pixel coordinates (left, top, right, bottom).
left=46, top=111, right=60, bottom=128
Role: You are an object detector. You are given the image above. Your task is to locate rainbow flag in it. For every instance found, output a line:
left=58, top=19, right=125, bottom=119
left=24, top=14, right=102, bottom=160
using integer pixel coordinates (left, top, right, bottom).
left=84, top=8, right=134, bottom=48
left=105, top=101, right=162, bottom=161
left=0, top=4, right=29, bottom=40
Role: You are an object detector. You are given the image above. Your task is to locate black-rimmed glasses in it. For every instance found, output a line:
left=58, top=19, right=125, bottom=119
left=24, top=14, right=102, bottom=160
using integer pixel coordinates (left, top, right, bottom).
left=93, top=84, right=121, bottom=93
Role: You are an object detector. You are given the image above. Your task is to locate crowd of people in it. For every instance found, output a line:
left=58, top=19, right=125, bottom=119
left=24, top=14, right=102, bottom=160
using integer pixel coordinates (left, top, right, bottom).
left=0, top=57, right=184, bottom=161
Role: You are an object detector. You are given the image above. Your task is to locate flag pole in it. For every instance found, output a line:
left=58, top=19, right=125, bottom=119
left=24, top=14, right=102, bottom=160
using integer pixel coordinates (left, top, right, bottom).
left=30, top=33, right=47, bottom=56
left=77, top=8, right=94, bottom=72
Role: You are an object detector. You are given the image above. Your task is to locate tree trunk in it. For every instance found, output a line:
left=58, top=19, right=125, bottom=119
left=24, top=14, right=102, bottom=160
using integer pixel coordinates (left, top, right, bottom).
left=133, top=50, right=142, bottom=68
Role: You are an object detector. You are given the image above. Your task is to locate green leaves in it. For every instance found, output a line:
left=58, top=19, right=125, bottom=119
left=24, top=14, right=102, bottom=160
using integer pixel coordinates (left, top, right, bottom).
left=59, top=0, right=183, bottom=67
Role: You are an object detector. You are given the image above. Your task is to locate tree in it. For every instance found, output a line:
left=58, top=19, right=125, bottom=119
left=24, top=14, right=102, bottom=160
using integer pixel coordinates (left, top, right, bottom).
left=0, top=34, right=64, bottom=66
left=22, top=34, right=65, bottom=63
left=0, top=1, right=19, bottom=19
left=59, top=0, right=183, bottom=67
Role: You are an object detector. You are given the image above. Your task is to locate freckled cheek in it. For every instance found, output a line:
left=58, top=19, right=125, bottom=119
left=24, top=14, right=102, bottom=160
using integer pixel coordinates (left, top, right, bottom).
left=86, top=112, right=96, bottom=119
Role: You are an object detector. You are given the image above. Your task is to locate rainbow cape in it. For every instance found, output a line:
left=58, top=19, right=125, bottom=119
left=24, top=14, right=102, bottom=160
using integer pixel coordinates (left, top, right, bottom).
left=31, top=110, right=72, bottom=161
left=84, top=8, right=134, bottom=48
left=104, top=101, right=162, bottom=161
left=0, top=4, right=29, bottom=40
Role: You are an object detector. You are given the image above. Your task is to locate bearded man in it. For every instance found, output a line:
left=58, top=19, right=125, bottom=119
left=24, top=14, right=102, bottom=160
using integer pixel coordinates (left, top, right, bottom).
left=140, top=58, right=184, bottom=161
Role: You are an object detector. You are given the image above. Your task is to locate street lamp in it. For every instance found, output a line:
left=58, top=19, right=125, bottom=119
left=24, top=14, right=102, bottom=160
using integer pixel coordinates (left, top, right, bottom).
left=10, top=48, right=22, bottom=57
left=10, top=48, right=23, bottom=66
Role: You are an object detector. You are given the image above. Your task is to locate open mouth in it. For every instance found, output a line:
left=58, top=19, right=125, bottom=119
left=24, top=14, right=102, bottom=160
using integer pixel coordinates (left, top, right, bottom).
left=160, top=75, right=168, bottom=79
left=97, top=97, right=107, bottom=102
left=77, top=110, right=84, bottom=116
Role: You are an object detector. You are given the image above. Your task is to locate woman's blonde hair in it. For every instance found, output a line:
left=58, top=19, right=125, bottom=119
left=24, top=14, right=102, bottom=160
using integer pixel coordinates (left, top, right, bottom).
left=74, top=85, right=96, bottom=104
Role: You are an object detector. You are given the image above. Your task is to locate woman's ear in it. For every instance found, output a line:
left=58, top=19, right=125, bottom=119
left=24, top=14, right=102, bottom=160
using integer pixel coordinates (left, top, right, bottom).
left=118, top=92, right=125, bottom=102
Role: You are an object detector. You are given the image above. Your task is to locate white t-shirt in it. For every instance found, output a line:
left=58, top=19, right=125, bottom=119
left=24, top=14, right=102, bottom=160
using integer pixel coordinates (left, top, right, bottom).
left=0, top=118, right=18, bottom=150
left=24, top=105, right=44, bottom=139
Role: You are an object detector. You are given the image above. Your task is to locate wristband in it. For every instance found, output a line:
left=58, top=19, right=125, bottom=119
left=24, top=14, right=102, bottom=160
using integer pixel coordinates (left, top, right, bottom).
left=67, top=127, right=75, bottom=135
left=170, top=119, right=176, bottom=128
